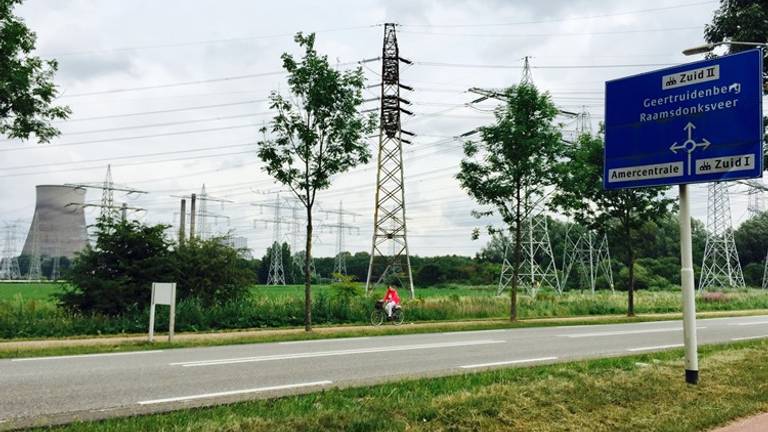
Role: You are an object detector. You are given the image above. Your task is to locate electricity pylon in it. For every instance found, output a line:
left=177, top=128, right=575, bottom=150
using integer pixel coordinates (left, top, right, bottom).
left=699, top=182, right=745, bottom=290
left=27, top=215, right=42, bottom=281
left=366, top=23, right=416, bottom=298
left=562, top=225, right=614, bottom=293
left=195, top=184, right=231, bottom=240
left=68, top=165, right=148, bottom=225
left=319, top=202, right=359, bottom=279
left=0, top=222, right=21, bottom=280
left=253, top=195, right=295, bottom=286
left=762, top=249, right=768, bottom=290
left=746, top=180, right=764, bottom=218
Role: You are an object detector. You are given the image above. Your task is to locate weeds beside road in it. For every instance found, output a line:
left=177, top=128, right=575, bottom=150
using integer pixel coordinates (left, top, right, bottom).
left=2, top=283, right=768, bottom=339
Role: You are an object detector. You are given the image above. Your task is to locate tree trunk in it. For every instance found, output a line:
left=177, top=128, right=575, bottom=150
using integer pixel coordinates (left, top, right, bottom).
left=304, top=206, right=313, bottom=332
left=626, top=225, right=635, bottom=317
left=510, top=184, right=522, bottom=321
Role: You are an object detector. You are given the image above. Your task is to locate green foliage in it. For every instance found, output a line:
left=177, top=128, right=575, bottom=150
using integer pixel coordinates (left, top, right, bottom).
left=172, top=238, right=255, bottom=307
left=705, top=0, right=768, bottom=74
left=734, top=211, right=768, bottom=267
left=742, top=262, right=763, bottom=287
left=59, top=219, right=173, bottom=315
left=457, top=83, right=564, bottom=319
left=5, top=289, right=768, bottom=339
left=0, top=0, right=70, bottom=142
left=59, top=220, right=254, bottom=315
left=257, top=32, right=376, bottom=330
left=551, top=133, right=675, bottom=314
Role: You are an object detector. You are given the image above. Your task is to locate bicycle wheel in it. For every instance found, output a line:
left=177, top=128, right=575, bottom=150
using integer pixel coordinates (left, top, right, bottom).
left=392, top=309, right=405, bottom=326
left=370, top=309, right=384, bottom=326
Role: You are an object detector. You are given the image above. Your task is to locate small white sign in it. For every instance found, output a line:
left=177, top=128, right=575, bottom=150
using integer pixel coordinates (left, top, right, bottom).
left=152, top=283, right=175, bottom=305
left=695, top=154, right=756, bottom=175
left=608, top=162, right=684, bottom=183
left=662, top=65, right=720, bottom=90
left=149, top=282, right=177, bottom=343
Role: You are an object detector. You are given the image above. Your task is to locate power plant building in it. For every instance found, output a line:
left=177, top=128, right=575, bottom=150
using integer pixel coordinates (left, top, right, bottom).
left=22, top=185, right=89, bottom=259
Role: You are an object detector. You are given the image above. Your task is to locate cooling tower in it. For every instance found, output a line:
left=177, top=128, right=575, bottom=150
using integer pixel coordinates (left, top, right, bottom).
left=22, top=185, right=89, bottom=259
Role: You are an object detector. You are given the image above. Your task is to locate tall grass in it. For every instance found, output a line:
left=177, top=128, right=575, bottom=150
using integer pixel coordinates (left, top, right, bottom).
left=1, top=289, right=767, bottom=339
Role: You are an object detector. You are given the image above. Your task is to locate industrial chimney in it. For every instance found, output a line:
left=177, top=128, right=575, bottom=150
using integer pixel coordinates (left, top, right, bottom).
left=22, top=185, right=89, bottom=259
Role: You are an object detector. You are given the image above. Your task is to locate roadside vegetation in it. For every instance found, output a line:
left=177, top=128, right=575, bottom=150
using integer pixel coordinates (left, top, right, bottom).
left=39, top=339, right=768, bottom=432
left=2, top=282, right=768, bottom=339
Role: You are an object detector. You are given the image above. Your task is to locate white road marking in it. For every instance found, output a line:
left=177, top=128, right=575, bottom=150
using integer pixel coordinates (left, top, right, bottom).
left=10, top=350, right=164, bottom=362
left=729, top=321, right=768, bottom=326
left=627, top=344, right=683, bottom=352
left=137, top=381, right=333, bottom=405
left=459, top=356, right=558, bottom=369
left=278, top=337, right=371, bottom=345
left=171, top=340, right=506, bottom=367
left=731, top=335, right=768, bottom=341
left=561, top=327, right=705, bottom=338
left=442, top=329, right=508, bottom=335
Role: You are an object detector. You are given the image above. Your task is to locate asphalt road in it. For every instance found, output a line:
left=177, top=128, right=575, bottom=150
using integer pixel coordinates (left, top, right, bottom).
left=2, top=314, right=768, bottom=429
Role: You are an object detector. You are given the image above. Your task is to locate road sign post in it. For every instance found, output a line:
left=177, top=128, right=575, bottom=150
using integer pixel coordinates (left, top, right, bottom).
left=604, top=49, right=763, bottom=384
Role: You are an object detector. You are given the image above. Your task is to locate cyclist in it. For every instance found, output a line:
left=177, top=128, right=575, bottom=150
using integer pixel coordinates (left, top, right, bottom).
left=382, top=285, right=401, bottom=319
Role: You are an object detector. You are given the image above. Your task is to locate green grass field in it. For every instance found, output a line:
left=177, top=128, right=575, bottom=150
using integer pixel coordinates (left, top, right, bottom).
left=249, top=283, right=497, bottom=299
left=0, top=282, right=65, bottom=301
left=40, top=339, right=768, bottom=432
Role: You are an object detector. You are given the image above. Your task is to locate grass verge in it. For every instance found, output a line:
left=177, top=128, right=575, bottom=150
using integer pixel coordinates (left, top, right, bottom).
left=2, top=309, right=766, bottom=360
left=39, top=339, right=768, bottom=432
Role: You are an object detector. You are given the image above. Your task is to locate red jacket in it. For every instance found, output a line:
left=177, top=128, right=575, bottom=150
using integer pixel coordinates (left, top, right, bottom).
left=383, top=288, right=400, bottom=305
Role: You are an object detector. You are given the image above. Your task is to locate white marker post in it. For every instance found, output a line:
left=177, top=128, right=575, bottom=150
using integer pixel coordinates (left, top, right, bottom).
left=678, top=185, right=699, bottom=384
left=148, top=282, right=177, bottom=343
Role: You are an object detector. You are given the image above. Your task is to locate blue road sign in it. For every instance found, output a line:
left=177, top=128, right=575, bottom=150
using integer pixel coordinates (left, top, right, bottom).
left=604, top=49, right=763, bottom=190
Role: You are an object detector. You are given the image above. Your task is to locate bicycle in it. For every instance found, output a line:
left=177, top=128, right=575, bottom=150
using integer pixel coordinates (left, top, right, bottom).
left=370, top=300, right=404, bottom=326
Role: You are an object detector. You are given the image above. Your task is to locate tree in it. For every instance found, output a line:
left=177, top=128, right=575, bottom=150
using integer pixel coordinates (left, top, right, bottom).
left=704, top=0, right=768, bottom=151
left=172, top=238, right=255, bottom=306
left=257, top=33, right=375, bottom=331
left=59, top=219, right=173, bottom=315
left=0, top=0, right=70, bottom=142
left=734, top=211, right=768, bottom=267
left=551, top=133, right=674, bottom=316
left=457, top=83, right=563, bottom=320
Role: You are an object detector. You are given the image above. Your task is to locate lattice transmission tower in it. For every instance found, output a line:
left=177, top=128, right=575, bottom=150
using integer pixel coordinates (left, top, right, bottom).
left=319, top=202, right=359, bottom=278
left=68, top=165, right=147, bottom=229
left=27, top=215, right=42, bottom=281
left=0, top=222, right=21, bottom=280
left=366, top=23, right=416, bottom=297
left=746, top=181, right=765, bottom=218
left=561, top=225, right=614, bottom=293
left=253, top=194, right=299, bottom=286
left=699, top=182, right=745, bottom=290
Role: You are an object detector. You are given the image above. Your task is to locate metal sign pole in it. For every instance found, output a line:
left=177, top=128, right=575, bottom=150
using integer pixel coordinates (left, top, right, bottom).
left=679, top=184, right=699, bottom=384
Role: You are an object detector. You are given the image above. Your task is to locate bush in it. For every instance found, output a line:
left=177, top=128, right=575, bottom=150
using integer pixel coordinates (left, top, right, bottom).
left=172, top=238, right=254, bottom=306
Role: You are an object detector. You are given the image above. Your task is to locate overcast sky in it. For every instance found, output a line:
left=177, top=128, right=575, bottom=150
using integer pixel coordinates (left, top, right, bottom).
left=0, top=0, right=762, bottom=258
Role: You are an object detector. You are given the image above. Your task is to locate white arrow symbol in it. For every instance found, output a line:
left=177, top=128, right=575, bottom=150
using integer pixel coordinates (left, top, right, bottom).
left=684, top=122, right=696, bottom=141
left=670, top=142, right=685, bottom=154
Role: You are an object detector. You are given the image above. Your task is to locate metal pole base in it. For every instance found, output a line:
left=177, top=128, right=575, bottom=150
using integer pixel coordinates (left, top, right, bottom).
left=685, top=369, right=699, bottom=385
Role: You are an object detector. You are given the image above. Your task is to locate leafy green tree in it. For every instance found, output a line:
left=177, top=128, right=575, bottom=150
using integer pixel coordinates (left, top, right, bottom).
left=0, top=0, right=70, bottom=142
left=457, top=83, right=563, bottom=320
left=734, top=211, right=768, bottom=267
left=705, top=0, right=768, bottom=75
left=257, top=33, right=375, bottom=331
left=59, top=219, right=173, bottom=315
left=551, top=133, right=674, bottom=316
left=172, top=238, right=255, bottom=306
